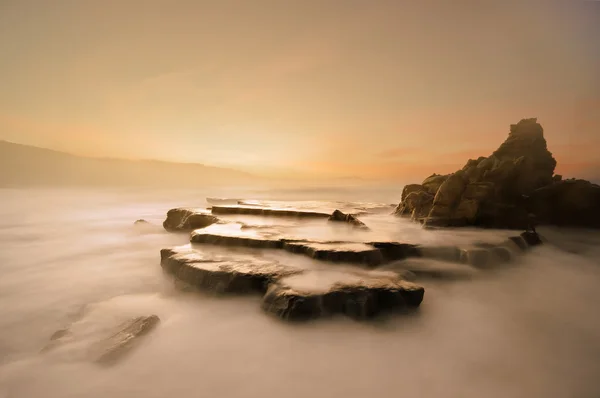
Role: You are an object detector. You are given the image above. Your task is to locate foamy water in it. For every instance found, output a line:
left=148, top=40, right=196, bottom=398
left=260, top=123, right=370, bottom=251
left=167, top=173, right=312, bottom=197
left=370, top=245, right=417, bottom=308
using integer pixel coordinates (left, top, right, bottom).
left=1, top=187, right=600, bottom=398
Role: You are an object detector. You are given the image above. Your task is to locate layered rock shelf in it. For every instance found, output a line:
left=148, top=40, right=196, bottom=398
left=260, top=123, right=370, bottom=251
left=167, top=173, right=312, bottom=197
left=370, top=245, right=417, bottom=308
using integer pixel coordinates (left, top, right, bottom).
left=161, top=245, right=425, bottom=321
left=210, top=205, right=331, bottom=219
left=395, top=118, right=600, bottom=229
left=160, top=209, right=543, bottom=321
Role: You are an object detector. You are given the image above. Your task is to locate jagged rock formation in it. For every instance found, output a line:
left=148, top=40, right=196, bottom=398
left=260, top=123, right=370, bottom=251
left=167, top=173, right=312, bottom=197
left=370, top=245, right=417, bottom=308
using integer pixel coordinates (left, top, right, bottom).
left=163, top=208, right=218, bottom=232
left=328, top=209, right=369, bottom=229
left=395, top=118, right=600, bottom=228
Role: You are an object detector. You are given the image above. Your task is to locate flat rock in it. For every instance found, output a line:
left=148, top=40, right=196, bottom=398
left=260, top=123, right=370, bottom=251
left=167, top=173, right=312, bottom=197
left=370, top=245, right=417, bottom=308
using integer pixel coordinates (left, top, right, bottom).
left=190, top=223, right=284, bottom=249
left=283, top=241, right=384, bottom=266
left=262, top=270, right=425, bottom=321
left=211, top=205, right=330, bottom=218
left=92, top=315, right=160, bottom=365
left=161, top=245, right=301, bottom=294
left=163, top=208, right=218, bottom=232
left=189, top=223, right=384, bottom=266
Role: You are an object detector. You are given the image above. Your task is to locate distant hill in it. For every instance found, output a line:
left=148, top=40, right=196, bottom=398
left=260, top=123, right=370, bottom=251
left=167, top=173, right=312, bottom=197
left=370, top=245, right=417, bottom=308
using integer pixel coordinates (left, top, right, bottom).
left=0, top=140, right=261, bottom=188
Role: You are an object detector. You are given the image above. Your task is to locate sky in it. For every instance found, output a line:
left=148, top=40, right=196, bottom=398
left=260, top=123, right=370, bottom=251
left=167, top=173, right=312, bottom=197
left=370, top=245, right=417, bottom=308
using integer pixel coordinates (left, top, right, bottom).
left=0, top=0, right=599, bottom=181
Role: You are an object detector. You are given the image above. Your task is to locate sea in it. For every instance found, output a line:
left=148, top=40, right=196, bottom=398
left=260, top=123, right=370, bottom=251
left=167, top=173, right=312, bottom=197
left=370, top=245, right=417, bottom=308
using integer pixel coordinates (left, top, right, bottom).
left=1, top=186, right=600, bottom=398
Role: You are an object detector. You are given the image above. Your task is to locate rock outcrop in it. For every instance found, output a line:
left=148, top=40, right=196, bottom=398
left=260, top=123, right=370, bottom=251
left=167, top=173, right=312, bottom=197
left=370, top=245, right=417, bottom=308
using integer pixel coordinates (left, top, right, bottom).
left=394, top=118, right=600, bottom=228
left=163, top=208, right=218, bottom=232
left=329, top=209, right=369, bottom=229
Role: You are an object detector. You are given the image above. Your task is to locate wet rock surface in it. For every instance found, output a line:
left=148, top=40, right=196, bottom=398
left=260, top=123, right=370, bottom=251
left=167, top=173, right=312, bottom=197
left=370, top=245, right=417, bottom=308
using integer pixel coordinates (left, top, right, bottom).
left=163, top=208, right=218, bottom=232
left=262, top=270, right=425, bottom=321
left=161, top=245, right=301, bottom=294
left=395, top=118, right=600, bottom=229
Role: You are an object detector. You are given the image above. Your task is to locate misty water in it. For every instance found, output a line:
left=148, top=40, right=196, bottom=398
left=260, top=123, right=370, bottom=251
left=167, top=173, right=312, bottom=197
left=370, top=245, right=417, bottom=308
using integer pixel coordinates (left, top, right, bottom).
left=1, top=187, right=600, bottom=398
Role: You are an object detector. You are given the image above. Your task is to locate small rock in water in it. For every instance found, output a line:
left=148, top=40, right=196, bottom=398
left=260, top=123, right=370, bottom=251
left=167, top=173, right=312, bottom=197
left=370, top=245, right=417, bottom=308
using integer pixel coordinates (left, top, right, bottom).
left=328, top=209, right=369, bottom=229
left=520, top=231, right=542, bottom=246
left=163, top=208, right=218, bottom=232
left=262, top=270, right=425, bottom=321
left=93, top=315, right=160, bottom=365
left=134, top=219, right=150, bottom=225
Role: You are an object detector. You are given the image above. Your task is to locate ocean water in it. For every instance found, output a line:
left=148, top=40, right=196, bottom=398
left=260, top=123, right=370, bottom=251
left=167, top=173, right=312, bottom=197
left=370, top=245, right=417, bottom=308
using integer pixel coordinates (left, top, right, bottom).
left=1, top=187, right=600, bottom=398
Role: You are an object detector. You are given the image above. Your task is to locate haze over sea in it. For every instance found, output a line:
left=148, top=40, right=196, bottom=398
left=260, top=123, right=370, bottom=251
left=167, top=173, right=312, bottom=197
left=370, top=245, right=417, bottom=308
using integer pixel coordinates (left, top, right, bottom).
left=1, top=186, right=600, bottom=398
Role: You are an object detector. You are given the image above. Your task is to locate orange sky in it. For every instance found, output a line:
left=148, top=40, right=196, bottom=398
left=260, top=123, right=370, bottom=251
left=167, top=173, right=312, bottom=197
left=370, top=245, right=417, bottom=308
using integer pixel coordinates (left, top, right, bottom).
left=1, top=1, right=599, bottom=181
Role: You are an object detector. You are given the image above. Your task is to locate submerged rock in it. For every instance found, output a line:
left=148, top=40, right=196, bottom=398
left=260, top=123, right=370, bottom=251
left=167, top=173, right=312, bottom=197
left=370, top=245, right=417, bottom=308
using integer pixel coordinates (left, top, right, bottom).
left=161, top=245, right=301, bottom=294
left=370, top=242, right=421, bottom=261
left=163, top=208, right=218, bottom=232
left=382, top=258, right=479, bottom=281
left=93, top=315, right=160, bottom=365
left=262, top=270, right=425, bottom=321
left=329, top=209, right=369, bottom=229
left=211, top=205, right=330, bottom=218
left=134, top=219, right=150, bottom=225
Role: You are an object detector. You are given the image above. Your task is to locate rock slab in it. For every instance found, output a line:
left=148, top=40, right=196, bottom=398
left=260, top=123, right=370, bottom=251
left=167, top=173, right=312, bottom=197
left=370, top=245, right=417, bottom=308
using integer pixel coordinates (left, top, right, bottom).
left=262, top=270, right=425, bottom=321
left=161, top=245, right=301, bottom=294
